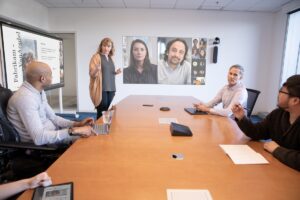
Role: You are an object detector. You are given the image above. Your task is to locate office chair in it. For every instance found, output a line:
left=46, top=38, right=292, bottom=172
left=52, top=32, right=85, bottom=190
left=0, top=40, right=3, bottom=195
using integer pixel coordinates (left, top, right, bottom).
left=0, top=86, right=67, bottom=182
left=246, top=88, right=261, bottom=117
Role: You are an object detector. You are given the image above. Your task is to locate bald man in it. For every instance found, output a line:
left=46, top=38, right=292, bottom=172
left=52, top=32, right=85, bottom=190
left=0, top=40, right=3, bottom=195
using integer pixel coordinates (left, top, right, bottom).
left=7, top=61, right=94, bottom=145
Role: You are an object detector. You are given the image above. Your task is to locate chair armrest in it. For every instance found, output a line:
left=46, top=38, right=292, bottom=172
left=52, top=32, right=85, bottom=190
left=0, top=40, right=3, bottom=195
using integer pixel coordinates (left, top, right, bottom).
left=0, top=142, right=58, bottom=151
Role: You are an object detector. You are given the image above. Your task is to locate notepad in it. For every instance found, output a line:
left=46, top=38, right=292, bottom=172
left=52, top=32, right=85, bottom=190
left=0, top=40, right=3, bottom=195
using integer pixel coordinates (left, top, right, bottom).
left=167, top=189, right=213, bottom=200
left=219, top=144, right=269, bottom=165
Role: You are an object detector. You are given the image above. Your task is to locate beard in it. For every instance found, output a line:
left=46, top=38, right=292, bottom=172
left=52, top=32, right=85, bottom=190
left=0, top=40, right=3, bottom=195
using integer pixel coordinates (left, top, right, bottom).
left=169, top=56, right=181, bottom=65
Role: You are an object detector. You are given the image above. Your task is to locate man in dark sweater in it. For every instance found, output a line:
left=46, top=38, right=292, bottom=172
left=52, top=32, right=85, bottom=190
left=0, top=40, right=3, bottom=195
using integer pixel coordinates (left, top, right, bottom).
left=232, top=75, right=300, bottom=171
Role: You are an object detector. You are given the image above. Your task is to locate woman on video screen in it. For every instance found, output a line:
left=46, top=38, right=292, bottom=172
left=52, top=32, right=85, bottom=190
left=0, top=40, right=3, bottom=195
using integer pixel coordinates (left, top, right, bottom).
left=123, top=39, right=157, bottom=84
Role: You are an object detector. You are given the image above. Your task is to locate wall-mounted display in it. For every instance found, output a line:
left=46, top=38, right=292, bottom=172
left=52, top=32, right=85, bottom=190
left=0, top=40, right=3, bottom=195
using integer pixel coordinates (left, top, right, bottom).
left=123, top=36, right=207, bottom=85
left=0, top=22, right=64, bottom=91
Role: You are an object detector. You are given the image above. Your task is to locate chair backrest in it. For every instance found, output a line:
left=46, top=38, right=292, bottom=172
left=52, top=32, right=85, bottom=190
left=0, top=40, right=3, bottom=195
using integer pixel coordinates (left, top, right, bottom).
left=246, top=88, right=261, bottom=117
left=0, top=86, right=20, bottom=142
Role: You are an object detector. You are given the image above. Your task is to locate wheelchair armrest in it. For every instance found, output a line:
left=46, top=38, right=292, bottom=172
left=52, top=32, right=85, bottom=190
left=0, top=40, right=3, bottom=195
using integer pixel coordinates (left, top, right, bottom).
left=0, top=142, right=59, bottom=151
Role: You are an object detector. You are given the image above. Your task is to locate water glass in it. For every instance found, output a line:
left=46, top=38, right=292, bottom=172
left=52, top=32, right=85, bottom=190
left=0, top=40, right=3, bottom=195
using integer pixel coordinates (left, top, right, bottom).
left=102, top=111, right=111, bottom=124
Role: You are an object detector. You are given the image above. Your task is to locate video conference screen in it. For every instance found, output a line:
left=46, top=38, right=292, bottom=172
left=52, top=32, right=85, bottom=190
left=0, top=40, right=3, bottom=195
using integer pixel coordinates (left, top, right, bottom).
left=123, top=36, right=207, bottom=85
left=0, top=23, right=64, bottom=91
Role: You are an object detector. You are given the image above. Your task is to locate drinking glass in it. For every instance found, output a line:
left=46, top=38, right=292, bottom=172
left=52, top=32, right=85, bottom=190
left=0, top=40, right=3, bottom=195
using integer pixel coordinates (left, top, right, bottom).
left=102, top=111, right=110, bottom=124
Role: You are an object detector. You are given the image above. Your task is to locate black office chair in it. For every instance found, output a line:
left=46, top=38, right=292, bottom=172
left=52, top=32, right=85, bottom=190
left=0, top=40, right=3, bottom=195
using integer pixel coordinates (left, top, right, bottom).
left=0, top=86, right=67, bottom=182
left=246, top=88, right=261, bottom=117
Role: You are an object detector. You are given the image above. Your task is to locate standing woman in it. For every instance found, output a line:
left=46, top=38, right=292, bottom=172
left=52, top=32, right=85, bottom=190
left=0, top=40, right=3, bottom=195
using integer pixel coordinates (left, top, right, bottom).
left=89, top=38, right=121, bottom=119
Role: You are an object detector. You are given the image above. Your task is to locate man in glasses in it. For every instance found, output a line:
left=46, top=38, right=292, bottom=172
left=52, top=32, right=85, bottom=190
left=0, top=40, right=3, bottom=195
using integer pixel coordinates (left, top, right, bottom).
left=232, top=75, right=300, bottom=171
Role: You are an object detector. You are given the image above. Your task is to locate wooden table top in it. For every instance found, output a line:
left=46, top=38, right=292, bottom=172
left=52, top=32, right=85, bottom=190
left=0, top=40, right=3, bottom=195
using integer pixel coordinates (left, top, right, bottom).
left=18, top=95, right=300, bottom=200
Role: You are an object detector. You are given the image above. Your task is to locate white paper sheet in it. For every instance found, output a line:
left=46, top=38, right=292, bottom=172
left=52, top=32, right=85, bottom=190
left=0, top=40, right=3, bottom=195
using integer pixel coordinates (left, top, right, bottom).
left=167, top=189, right=213, bottom=200
left=159, top=118, right=178, bottom=124
left=220, top=144, right=269, bottom=164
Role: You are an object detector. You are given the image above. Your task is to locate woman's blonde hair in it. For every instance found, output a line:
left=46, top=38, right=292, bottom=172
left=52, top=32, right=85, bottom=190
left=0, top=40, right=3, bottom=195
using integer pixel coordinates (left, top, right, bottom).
left=97, top=37, right=115, bottom=57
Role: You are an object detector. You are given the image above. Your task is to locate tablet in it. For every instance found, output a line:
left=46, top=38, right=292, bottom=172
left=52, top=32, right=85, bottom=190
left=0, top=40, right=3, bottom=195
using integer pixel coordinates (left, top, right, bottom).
left=184, top=107, right=207, bottom=115
left=32, top=182, right=73, bottom=200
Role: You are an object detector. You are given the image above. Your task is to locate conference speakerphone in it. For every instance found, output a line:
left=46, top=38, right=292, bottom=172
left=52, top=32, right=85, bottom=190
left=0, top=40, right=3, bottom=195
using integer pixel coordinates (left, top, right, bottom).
left=170, top=122, right=193, bottom=136
left=160, top=107, right=170, bottom=111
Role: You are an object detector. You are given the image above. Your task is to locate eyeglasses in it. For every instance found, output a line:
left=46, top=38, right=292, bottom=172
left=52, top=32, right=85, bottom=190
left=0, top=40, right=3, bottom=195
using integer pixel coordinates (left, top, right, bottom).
left=279, top=90, right=290, bottom=95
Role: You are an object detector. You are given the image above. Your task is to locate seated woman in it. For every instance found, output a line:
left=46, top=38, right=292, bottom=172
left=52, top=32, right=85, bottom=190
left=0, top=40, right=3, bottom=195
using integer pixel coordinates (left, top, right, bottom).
left=123, top=39, right=157, bottom=84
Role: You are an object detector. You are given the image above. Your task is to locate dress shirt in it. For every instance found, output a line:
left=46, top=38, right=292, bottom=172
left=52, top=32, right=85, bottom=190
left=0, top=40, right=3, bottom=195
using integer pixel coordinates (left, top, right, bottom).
left=205, top=82, right=248, bottom=117
left=7, top=81, right=74, bottom=145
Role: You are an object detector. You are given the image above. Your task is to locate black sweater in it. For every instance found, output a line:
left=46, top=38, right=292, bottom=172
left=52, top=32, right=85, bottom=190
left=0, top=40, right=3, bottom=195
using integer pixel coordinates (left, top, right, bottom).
left=237, top=108, right=300, bottom=171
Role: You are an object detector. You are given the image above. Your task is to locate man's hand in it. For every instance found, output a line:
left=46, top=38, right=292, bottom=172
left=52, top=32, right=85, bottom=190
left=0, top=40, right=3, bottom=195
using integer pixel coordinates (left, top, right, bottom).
left=74, top=117, right=94, bottom=127
left=231, top=104, right=245, bottom=120
left=72, top=126, right=92, bottom=138
left=193, top=103, right=210, bottom=112
left=27, top=172, right=52, bottom=189
left=264, top=141, right=279, bottom=153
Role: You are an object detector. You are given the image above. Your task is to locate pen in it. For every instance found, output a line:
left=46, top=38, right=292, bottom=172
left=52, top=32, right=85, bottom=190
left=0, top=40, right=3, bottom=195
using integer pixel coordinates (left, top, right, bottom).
left=143, top=104, right=154, bottom=107
left=233, top=104, right=249, bottom=111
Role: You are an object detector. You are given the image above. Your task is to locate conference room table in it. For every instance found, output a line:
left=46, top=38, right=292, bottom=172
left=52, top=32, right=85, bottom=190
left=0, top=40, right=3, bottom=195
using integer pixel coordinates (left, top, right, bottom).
left=18, top=95, right=300, bottom=200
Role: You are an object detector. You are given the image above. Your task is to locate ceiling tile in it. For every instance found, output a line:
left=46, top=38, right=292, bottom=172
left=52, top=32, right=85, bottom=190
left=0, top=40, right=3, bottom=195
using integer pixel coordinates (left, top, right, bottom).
left=124, top=0, right=150, bottom=8
left=201, top=5, right=223, bottom=10
left=248, top=0, right=292, bottom=12
left=72, top=0, right=101, bottom=7
left=34, top=0, right=293, bottom=12
left=98, top=0, right=125, bottom=8
left=201, top=0, right=232, bottom=7
left=150, top=0, right=177, bottom=8
left=44, top=0, right=76, bottom=7
left=223, top=0, right=259, bottom=11
left=175, top=0, right=205, bottom=9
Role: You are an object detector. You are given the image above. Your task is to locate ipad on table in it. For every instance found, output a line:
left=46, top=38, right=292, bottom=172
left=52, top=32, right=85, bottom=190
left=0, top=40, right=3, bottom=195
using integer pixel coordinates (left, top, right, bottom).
left=32, top=182, right=73, bottom=200
left=184, top=107, right=207, bottom=115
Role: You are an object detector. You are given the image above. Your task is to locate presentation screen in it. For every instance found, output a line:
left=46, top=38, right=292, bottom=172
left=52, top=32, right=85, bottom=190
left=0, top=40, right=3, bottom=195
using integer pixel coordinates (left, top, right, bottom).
left=0, top=23, right=64, bottom=91
left=123, top=36, right=207, bottom=85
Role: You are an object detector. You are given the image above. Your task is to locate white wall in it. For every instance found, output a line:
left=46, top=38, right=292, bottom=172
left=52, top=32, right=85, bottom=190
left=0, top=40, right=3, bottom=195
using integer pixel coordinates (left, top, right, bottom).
left=47, top=33, right=77, bottom=97
left=1, top=0, right=300, bottom=114
left=60, top=33, right=77, bottom=96
left=0, top=0, right=49, bottom=85
left=48, top=8, right=275, bottom=113
left=0, top=0, right=48, bottom=30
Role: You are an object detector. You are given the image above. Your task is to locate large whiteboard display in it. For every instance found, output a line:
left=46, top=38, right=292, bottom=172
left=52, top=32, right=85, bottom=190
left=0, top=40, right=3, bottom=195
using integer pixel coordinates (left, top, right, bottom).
left=1, top=23, right=64, bottom=91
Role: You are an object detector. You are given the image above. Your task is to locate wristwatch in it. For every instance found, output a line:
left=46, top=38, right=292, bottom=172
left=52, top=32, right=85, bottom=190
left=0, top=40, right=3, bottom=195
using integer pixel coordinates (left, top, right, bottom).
left=68, top=127, right=74, bottom=136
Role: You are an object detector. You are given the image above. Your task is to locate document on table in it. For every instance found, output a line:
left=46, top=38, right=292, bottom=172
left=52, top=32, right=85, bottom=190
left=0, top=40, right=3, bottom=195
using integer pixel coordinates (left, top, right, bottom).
left=159, top=118, right=178, bottom=124
left=219, top=144, right=269, bottom=164
left=167, top=189, right=213, bottom=200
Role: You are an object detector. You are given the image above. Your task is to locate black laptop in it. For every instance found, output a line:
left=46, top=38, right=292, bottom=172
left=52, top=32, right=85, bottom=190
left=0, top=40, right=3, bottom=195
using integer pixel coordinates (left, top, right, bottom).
left=184, top=107, right=207, bottom=115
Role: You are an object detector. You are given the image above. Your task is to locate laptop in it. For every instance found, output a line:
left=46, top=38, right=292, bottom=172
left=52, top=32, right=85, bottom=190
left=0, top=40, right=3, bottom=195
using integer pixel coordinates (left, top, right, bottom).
left=184, top=107, right=207, bottom=115
left=93, top=124, right=109, bottom=135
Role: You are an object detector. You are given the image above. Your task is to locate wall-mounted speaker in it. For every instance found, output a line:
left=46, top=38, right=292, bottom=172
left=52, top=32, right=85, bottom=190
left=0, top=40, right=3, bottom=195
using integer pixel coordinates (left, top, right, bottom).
left=213, top=46, right=218, bottom=63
